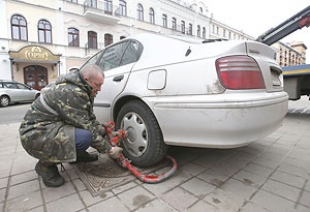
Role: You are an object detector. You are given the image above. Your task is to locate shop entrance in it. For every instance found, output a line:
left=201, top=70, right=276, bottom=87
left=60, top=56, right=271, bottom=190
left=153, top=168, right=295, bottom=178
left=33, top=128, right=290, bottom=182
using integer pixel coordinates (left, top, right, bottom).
left=24, top=65, right=48, bottom=90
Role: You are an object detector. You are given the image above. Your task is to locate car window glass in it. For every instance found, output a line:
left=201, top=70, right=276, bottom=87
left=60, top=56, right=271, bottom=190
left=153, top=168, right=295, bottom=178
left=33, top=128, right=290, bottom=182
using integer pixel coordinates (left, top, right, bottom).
left=0, top=83, right=3, bottom=88
left=80, top=51, right=103, bottom=70
left=98, top=41, right=130, bottom=71
left=16, top=83, right=29, bottom=90
left=4, top=83, right=17, bottom=89
left=120, top=40, right=142, bottom=66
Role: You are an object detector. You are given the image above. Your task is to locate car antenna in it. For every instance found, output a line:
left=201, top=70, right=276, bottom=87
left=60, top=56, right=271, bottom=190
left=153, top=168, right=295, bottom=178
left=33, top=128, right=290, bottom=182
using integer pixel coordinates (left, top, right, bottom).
left=185, top=46, right=191, bottom=57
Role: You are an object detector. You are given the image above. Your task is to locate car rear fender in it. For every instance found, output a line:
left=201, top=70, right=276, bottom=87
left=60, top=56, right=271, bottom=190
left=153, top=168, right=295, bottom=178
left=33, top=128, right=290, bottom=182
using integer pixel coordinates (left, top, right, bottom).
left=246, top=41, right=284, bottom=93
left=93, top=63, right=136, bottom=122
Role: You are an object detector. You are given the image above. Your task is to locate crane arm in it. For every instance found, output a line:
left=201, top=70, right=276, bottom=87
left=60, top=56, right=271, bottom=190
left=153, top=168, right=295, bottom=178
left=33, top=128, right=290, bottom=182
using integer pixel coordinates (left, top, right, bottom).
left=256, top=5, right=310, bottom=45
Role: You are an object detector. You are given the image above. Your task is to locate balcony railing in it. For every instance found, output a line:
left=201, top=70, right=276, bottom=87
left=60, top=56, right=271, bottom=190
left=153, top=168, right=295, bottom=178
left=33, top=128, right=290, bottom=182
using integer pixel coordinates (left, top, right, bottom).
left=84, top=0, right=120, bottom=24
left=85, top=42, right=105, bottom=55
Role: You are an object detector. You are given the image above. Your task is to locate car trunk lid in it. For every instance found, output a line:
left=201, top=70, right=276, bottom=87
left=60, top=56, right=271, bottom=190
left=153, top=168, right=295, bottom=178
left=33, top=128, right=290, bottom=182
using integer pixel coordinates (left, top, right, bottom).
left=246, top=41, right=284, bottom=92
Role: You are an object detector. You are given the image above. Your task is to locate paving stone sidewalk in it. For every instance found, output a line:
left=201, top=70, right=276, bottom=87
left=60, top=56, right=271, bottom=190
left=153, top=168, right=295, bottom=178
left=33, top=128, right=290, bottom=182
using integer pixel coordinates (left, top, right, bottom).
left=0, top=97, right=309, bottom=212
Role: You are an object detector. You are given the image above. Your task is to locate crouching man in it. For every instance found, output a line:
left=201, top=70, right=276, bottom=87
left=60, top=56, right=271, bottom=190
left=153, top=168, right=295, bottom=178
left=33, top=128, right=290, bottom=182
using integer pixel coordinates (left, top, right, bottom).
left=19, top=64, right=122, bottom=187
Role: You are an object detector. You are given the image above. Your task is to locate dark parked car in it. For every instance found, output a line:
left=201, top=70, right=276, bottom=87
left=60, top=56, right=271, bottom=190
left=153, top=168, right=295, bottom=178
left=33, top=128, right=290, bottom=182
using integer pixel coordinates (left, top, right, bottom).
left=0, top=80, right=40, bottom=107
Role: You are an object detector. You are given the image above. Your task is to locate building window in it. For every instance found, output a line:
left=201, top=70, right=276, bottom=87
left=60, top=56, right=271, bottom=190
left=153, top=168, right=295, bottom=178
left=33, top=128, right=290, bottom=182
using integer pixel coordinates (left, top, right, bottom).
left=223, top=29, right=226, bottom=38
left=172, top=17, right=176, bottom=30
left=105, top=33, right=113, bottom=47
left=188, top=23, right=192, bottom=35
left=119, top=0, right=127, bottom=16
left=229, top=32, right=231, bottom=39
left=104, top=0, right=112, bottom=14
left=87, top=0, right=97, bottom=8
left=149, top=8, right=155, bottom=24
left=66, top=0, right=77, bottom=3
left=202, top=27, right=206, bottom=38
left=199, top=7, right=203, bottom=13
left=212, top=25, right=215, bottom=33
left=38, top=20, right=52, bottom=43
left=181, top=21, right=185, bottom=34
left=88, top=31, right=97, bottom=49
left=197, top=25, right=201, bottom=37
left=216, top=26, right=219, bottom=35
left=137, top=4, right=144, bottom=21
left=11, top=15, right=28, bottom=41
left=68, top=28, right=79, bottom=47
left=162, top=14, right=167, bottom=28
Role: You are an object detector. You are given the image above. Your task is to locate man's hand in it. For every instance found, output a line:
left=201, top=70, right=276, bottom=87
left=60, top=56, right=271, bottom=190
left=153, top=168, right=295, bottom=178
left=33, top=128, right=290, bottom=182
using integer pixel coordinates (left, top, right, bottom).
left=108, top=146, right=123, bottom=159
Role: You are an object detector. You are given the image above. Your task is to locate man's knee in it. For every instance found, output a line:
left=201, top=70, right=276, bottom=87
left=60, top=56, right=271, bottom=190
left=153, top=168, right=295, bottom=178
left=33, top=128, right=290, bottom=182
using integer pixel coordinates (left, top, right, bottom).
left=75, top=128, right=92, bottom=152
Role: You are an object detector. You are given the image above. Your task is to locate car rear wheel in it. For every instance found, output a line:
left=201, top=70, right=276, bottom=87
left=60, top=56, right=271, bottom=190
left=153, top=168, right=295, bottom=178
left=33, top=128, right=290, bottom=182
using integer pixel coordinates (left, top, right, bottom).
left=0, top=96, right=10, bottom=107
left=116, top=100, right=168, bottom=167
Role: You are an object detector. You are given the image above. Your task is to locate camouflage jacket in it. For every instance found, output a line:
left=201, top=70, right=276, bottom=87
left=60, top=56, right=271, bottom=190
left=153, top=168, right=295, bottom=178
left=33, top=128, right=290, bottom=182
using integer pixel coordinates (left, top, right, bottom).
left=19, top=70, right=111, bottom=163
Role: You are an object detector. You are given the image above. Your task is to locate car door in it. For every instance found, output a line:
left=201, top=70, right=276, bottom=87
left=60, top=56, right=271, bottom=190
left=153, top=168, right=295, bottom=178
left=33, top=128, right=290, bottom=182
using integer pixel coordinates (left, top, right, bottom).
left=93, top=39, right=143, bottom=122
left=15, top=83, right=35, bottom=102
left=3, top=82, right=22, bottom=102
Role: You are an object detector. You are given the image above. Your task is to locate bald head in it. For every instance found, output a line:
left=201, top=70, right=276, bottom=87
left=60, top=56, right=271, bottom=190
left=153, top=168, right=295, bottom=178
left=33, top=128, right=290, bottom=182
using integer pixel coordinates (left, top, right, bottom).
left=80, top=64, right=104, bottom=96
left=80, top=64, right=104, bottom=80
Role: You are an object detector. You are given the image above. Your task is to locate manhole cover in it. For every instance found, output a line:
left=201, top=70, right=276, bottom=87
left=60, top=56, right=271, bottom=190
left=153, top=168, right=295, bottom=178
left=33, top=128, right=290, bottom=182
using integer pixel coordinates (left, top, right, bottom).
left=74, top=153, right=173, bottom=196
left=76, top=154, right=131, bottom=178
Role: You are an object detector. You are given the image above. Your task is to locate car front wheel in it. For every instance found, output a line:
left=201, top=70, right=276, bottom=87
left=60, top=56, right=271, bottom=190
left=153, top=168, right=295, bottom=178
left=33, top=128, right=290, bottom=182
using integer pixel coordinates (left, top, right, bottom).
left=0, top=96, right=10, bottom=107
left=116, top=100, right=168, bottom=167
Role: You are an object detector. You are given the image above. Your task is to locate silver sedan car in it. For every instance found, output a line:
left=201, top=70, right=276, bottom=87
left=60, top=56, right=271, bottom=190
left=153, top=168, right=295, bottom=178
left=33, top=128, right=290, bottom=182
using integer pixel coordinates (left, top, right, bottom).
left=80, top=33, right=288, bottom=167
left=0, top=80, right=40, bottom=107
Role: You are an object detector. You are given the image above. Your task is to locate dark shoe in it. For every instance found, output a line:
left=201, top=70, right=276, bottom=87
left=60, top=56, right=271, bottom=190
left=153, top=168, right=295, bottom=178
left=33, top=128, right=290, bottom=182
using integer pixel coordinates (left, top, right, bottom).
left=70, top=151, right=98, bottom=164
left=35, top=161, right=65, bottom=187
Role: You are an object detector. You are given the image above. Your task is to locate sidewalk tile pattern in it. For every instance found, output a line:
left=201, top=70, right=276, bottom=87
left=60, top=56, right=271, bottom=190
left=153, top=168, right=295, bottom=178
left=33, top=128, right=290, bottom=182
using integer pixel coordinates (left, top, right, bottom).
left=0, top=97, right=309, bottom=211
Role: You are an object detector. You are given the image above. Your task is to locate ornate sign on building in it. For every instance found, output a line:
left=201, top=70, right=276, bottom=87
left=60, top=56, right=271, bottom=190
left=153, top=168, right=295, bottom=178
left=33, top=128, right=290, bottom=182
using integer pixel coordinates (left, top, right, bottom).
left=9, top=45, right=60, bottom=63
left=25, top=47, right=49, bottom=60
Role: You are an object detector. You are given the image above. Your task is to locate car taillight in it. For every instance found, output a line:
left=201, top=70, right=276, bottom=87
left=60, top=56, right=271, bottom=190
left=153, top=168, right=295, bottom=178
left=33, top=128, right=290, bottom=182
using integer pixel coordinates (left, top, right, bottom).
left=216, top=56, right=265, bottom=89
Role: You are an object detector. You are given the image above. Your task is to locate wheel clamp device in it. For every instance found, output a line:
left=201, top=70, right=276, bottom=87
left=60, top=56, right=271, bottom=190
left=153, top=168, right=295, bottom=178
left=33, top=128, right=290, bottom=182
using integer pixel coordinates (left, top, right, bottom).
left=103, top=121, right=177, bottom=183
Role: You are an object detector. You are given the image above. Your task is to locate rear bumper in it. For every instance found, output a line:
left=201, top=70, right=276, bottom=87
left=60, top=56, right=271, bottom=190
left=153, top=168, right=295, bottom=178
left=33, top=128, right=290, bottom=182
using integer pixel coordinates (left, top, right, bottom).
left=145, top=91, right=288, bottom=148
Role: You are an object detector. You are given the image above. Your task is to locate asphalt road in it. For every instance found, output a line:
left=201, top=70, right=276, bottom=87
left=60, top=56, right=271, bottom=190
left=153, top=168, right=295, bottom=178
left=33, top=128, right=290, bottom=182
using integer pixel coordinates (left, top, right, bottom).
left=0, top=96, right=309, bottom=125
left=0, top=103, right=31, bottom=124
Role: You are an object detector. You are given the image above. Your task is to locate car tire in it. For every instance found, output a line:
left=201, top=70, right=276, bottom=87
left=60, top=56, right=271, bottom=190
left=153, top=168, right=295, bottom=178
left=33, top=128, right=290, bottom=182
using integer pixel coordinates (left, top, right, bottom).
left=0, top=96, right=10, bottom=107
left=116, top=100, right=168, bottom=167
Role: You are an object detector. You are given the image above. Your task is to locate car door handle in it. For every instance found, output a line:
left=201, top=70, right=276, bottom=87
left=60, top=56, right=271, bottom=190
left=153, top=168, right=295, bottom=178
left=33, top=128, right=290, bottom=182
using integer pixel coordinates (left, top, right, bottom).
left=113, top=75, right=124, bottom=82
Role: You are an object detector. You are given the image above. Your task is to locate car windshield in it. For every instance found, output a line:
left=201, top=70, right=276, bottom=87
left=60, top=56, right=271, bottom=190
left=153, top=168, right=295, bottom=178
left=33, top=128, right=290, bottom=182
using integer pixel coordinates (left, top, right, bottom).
left=16, top=83, right=30, bottom=89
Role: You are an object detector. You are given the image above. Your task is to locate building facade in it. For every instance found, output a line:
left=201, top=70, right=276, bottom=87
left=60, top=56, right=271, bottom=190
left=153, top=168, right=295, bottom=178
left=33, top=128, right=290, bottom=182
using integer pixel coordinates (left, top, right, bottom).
left=209, top=17, right=254, bottom=41
left=0, top=0, right=306, bottom=90
left=272, top=41, right=307, bottom=67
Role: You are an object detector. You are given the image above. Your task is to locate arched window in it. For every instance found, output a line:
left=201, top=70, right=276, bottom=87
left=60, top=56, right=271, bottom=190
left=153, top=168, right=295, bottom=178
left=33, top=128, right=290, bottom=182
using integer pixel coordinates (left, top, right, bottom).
left=197, top=25, right=201, bottom=37
left=38, top=19, right=52, bottom=43
left=11, top=14, right=28, bottom=41
left=137, top=4, right=144, bottom=21
left=149, top=8, right=155, bottom=24
left=172, top=17, right=177, bottom=30
left=105, top=33, right=113, bottom=47
left=68, top=28, right=79, bottom=47
left=88, top=31, right=97, bottom=49
left=188, top=23, right=192, bottom=35
left=119, top=0, right=127, bottom=16
left=181, top=21, right=185, bottom=34
left=162, top=14, right=167, bottom=28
